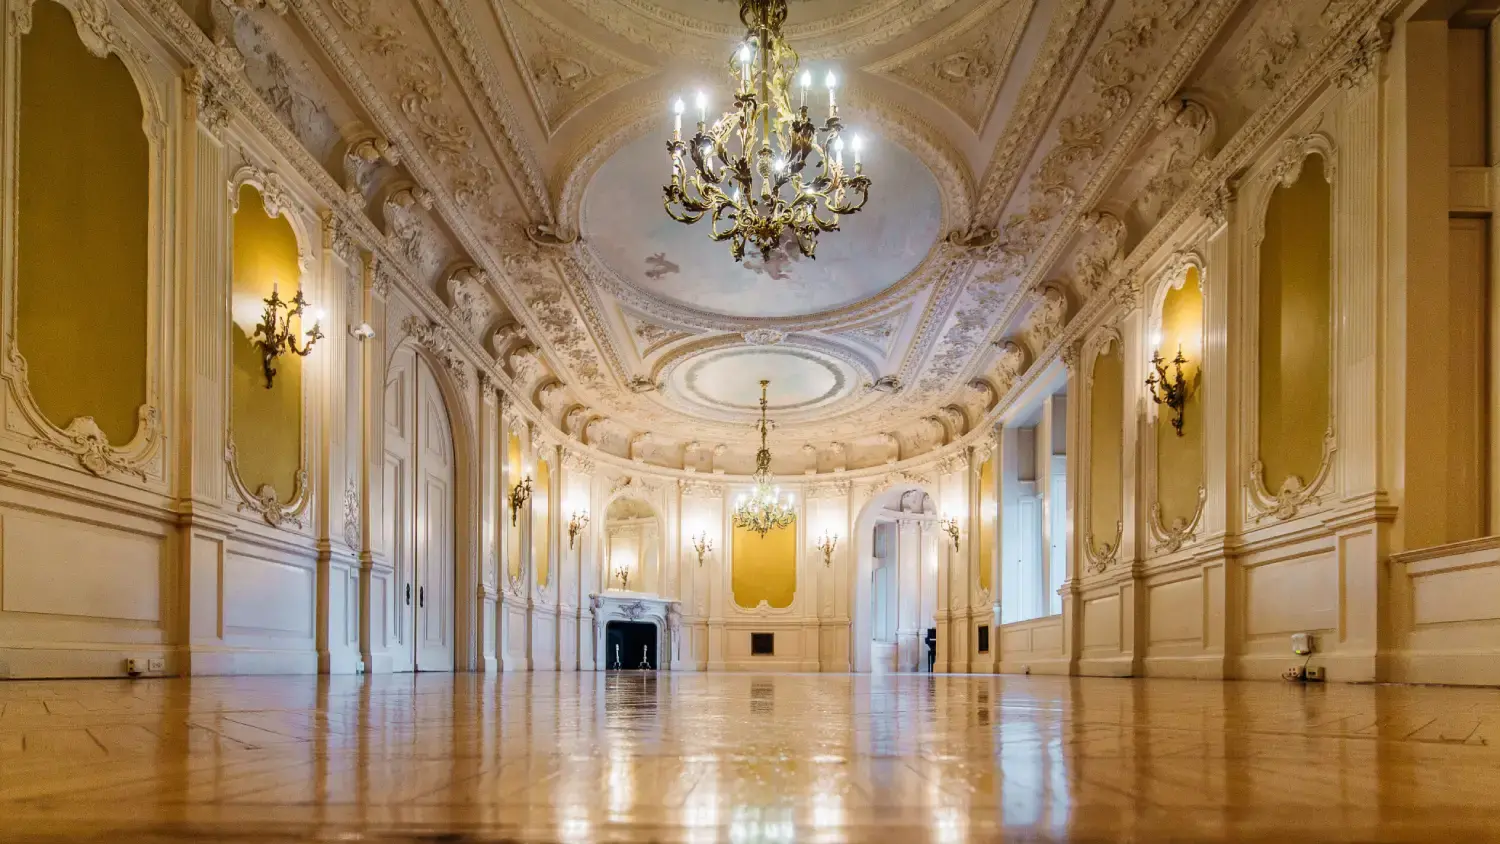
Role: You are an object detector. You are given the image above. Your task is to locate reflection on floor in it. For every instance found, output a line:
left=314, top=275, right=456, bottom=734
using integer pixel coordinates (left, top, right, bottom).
left=1, top=672, right=1498, bottom=842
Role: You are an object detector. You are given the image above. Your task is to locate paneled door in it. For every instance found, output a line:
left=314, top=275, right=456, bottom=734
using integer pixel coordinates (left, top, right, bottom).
left=414, top=359, right=455, bottom=671
left=384, top=348, right=456, bottom=672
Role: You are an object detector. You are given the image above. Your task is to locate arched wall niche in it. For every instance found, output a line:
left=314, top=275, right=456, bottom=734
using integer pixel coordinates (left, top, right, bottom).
left=1246, top=139, right=1337, bottom=523
left=1084, top=327, right=1124, bottom=572
left=1147, top=258, right=1207, bottom=552
left=5, top=0, right=165, bottom=481
left=850, top=481, right=938, bottom=674
left=601, top=490, right=665, bottom=594
left=227, top=176, right=312, bottom=526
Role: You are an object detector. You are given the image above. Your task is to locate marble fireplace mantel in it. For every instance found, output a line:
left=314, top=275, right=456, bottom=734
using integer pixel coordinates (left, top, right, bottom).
left=589, top=591, right=681, bottom=671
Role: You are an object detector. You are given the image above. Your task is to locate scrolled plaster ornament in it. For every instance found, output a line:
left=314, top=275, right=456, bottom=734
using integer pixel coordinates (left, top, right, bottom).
left=562, top=448, right=596, bottom=475
left=446, top=266, right=494, bottom=336
left=525, top=222, right=578, bottom=246
left=402, top=316, right=470, bottom=390
left=808, top=480, right=852, bottom=499
left=992, top=339, right=1031, bottom=393
left=185, top=66, right=232, bottom=137
left=1024, top=283, right=1071, bottom=353
left=1085, top=521, right=1122, bottom=574
left=342, top=480, right=361, bottom=550
left=678, top=478, right=725, bottom=499
left=1335, top=20, right=1391, bottom=90
left=742, top=328, right=785, bottom=346
left=1074, top=210, right=1127, bottom=294
left=491, top=324, right=529, bottom=361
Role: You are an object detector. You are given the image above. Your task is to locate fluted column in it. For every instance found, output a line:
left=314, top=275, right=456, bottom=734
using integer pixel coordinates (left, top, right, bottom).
left=176, top=68, right=236, bottom=673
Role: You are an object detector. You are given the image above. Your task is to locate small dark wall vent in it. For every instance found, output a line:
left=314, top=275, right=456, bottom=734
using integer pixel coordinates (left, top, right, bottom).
left=750, top=632, right=774, bottom=656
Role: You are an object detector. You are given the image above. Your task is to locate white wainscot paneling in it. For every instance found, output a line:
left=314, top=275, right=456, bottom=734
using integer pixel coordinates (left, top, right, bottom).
left=222, top=549, right=315, bottom=638
left=1412, top=563, right=1500, bottom=626
left=1147, top=577, right=1203, bottom=645
left=1, top=511, right=162, bottom=623
left=1244, top=548, right=1337, bottom=637
left=1083, top=595, right=1121, bottom=650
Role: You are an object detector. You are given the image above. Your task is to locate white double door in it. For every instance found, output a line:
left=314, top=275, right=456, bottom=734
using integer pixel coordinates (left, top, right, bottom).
left=384, top=349, right=455, bottom=672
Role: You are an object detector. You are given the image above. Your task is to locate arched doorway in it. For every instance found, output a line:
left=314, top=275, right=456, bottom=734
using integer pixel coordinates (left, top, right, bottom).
left=852, top=485, right=940, bottom=673
left=385, top=346, right=456, bottom=671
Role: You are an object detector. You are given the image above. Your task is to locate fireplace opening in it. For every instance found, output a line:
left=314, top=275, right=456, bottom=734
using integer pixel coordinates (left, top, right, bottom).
left=605, top=620, right=657, bottom=670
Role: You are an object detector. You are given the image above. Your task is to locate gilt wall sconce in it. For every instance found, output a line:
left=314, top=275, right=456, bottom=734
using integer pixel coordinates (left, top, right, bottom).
left=509, top=475, right=532, bottom=526
left=567, top=510, right=589, bottom=549
left=691, top=531, right=713, bottom=566
left=815, top=531, right=839, bottom=567
left=614, top=564, right=632, bottom=591
left=253, top=281, right=323, bottom=388
left=1146, top=344, right=1191, bottom=436
left=939, top=515, right=960, bottom=551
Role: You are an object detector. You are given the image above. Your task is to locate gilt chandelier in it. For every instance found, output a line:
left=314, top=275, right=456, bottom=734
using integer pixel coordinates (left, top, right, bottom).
left=664, top=0, right=873, bottom=263
left=733, top=380, right=796, bottom=537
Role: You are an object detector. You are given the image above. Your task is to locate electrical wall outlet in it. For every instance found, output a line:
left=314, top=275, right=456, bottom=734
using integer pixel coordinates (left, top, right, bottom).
left=1305, top=665, right=1325, bottom=681
left=1291, top=632, right=1314, bottom=656
left=1281, top=665, right=1306, bottom=682
left=125, top=658, right=144, bottom=675
left=146, top=658, right=165, bottom=673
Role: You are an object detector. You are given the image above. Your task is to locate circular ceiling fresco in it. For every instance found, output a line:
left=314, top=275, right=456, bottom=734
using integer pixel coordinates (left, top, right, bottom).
left=665, top=346, right=859, bottom=419
left=582, top=129, right=944, bottom=319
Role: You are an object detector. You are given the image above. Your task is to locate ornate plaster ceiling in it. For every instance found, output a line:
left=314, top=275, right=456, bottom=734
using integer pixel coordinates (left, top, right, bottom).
left=228, top=0, right=1393, bottom=475
left=581, top=130, right=943, bottom=319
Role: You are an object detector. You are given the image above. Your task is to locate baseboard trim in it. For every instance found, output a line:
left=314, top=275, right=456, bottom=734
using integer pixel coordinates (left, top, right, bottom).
left=1078, top=656, right=1136, bottom=677
left=1143, top=654, right=1227, bottom=679
left=998, top=656, right=1071, bottom=675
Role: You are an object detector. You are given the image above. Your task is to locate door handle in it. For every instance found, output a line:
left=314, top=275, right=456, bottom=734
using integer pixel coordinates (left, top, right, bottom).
left=405, top=583, right=411, bottom=605
left=419, top=586, right=425, bottom=608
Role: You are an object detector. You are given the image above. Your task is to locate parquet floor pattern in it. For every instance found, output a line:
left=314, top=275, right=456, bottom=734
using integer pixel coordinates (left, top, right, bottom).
left=1, top=672, right=1498, bottom=842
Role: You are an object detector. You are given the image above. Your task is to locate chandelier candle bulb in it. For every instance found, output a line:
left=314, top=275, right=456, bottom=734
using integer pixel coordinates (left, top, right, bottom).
left=695, top=90, right=707, bottom=123
left=800, top=70, right=810, bottom=106
left=853, top=135, right=863, bottom=167
left=740, top=43, right=752, bottom=90
left=826, top=70, right=837, bottom=118
left=672, top=98, right=684, bottom=136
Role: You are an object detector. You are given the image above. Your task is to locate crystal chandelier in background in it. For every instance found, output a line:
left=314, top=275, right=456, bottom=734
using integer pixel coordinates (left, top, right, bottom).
left=733, top=380, right=796, bottom=537
left=664, top=0, right=873, bottom=262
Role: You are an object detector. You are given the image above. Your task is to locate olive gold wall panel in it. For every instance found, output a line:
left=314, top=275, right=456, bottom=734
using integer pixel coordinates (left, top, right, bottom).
left=1156, top=267, right=1205, bottom=531
left=534, top=456, right=550, bottom=587
left=15, top=0, right=147, bottom=446
left=230, top=184, right=304, bottom=502
left=1089, top=340, right=1124, bottom=555
left=506, top=432, right=522, bottom=580
left=1257, top=156, right=1331, bottom=494
left=732, top=523, right=796, bottom=609
left=978, top=456, right=994, bottom=593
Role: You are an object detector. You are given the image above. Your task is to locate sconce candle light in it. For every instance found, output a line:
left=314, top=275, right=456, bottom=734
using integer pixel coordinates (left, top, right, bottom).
left=815, top=531, right=839, bottom=567
left=1146, top=344, right=1191, bottom=436
left=567, top=510, right=589, bottom=549
left=939, top=515, right=960, bottom=551
left=253, top=282, right=323, bottom=388
left=691, top=531, right=713, bottom=566
left=509, top=475, right=532, bottom=526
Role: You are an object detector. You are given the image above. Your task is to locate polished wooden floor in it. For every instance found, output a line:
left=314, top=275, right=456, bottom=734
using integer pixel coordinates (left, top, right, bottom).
left=1, top=673, right=1498, bottom=842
